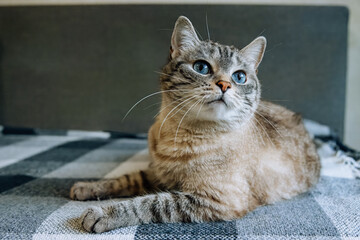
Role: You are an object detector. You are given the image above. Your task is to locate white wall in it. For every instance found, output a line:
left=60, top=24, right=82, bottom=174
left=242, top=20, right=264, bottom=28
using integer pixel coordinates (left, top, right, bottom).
left=1, top=0, right=359, bottom=149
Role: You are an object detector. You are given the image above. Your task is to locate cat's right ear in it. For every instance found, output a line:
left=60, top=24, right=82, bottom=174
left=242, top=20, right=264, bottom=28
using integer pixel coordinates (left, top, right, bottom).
left=170, top=16, right=200, bottom=59
left=240, top=36, right=267, bottom=70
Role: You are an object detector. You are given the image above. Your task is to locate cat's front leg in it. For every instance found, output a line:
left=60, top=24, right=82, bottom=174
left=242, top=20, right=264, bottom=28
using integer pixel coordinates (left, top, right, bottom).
left=81, top=191, right=230, bottom=233
left=70, top=170, right=154, bottom=200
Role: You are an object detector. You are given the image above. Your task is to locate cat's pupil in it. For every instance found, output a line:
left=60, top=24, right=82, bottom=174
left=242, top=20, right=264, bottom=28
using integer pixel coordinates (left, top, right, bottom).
left=193, top=61, right=210, bottom=75
left=232, top=71, right=247, bottom=84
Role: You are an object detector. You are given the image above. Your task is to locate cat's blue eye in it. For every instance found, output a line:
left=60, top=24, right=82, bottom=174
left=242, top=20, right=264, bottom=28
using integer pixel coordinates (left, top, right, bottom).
left=232, top=71, right=247, bottom=84
left=193, top=61, right=211, bottom=75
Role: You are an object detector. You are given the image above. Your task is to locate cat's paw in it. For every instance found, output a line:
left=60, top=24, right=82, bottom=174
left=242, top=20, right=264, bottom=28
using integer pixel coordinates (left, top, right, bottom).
left=70, top=182, right=95, bottom=201
left=81, top=206, right=109, bottom=233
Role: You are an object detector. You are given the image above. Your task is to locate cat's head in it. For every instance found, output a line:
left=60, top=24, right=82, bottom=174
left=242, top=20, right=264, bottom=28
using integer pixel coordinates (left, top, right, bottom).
left=160, top=16, right=266, bottom=128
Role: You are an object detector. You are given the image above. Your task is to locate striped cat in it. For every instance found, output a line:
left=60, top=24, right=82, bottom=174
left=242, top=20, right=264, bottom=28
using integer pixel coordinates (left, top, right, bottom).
left=70, top=16, right=320, bottom=233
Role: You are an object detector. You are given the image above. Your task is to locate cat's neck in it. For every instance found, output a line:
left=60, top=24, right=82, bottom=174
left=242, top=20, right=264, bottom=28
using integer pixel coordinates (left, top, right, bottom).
left=157, top=105, right=254, bottom=137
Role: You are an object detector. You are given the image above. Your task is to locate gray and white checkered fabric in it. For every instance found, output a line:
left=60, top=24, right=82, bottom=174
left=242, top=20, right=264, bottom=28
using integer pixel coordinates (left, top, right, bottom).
left=0, top=134, right=359, bottom=239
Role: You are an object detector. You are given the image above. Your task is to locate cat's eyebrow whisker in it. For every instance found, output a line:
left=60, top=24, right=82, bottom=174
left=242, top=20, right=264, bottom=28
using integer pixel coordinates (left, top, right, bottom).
left=245, top=49, right=263, bottom=54
left=265, top=42, right=283, bottom=53
left=194, top=27, right=204, bottom=41
left=174, top=97, right=203, bottom=145
left=256, top=29, right=266, bottom=38
left=122, top=90, right=188, bottom=121
left=248, top=56, right=260, bottom=62
left=242, top=56, right=260, bottom=65
left=158, top=95, right=198, bottom=138
left=205, top=12, right=211, bottom=40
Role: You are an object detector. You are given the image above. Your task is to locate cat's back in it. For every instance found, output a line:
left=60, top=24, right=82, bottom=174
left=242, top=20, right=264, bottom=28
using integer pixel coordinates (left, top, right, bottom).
left=251, top=100, right=321, bottom=202
left=255, top=100, right=320, bottom=173
left=256, top=101, right=303, bottom=130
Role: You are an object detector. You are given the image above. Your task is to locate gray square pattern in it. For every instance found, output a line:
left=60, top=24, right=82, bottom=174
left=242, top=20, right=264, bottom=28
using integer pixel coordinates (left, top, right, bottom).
left=0, top=135, right=358, bottom=239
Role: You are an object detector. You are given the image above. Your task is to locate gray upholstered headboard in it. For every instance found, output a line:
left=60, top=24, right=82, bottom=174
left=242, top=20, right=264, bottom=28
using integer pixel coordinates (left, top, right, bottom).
left=0, top=5, right=348, bottom=137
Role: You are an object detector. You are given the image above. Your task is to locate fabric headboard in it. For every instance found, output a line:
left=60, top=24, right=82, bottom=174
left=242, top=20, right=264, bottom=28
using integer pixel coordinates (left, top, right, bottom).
left=0, top=5, right=348, bottom=137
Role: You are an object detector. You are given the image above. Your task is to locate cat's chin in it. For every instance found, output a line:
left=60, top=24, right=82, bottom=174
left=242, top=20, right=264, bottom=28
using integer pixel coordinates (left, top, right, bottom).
left=193, top=103, right=238, bottom=122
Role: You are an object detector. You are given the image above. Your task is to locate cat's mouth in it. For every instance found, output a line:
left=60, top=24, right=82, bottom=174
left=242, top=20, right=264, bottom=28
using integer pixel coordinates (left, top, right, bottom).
left=207, top=97, right=227, bottom=106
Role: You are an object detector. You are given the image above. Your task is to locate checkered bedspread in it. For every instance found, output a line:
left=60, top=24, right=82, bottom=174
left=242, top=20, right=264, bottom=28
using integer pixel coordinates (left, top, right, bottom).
left=0, top=134, right=359, bottom=239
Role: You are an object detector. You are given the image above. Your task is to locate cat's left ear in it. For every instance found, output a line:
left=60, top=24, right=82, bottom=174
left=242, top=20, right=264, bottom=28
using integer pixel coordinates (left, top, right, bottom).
left=240, top=36, right=267, bottom=70
left=170, top=16, right=201, bottom=59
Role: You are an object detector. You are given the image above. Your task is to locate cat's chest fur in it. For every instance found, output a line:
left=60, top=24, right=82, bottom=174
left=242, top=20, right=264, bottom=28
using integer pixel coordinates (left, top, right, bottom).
left=147, top=118, right=270, bottom=208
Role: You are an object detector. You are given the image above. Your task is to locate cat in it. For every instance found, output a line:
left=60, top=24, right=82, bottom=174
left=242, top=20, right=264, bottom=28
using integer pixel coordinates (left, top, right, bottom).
left=70, top=16, right=320, bottom=233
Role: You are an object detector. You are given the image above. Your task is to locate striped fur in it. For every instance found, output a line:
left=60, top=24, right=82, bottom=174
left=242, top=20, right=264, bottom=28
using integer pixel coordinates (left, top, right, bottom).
left=70, top=16, right=320, bottom=233
left=70, top=170, right=153, bottom=200
left=80, top=191, right=228, bottom=233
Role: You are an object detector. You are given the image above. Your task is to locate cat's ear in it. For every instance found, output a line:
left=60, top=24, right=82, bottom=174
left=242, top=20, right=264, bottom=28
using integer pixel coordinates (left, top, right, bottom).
left=170, top=16, right=201, bottom=59
left=240, top=36, right=267, bottom=70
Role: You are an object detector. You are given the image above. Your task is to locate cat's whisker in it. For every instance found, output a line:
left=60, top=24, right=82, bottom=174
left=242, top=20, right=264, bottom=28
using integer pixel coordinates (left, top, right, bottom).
left=122, top=90, right=188, bottom=121
left=158, top=96, right=197, bottom=133
left=155, top=71, right=198, bottom=86
left=257, top=102, right=286, bottom=113
left=245, top=49, right=263, bottom=53
left=194, top=27, right=204, bottom=41
left=256, top=29, right=266, bottom=38
left=265, top=42, right=283, bottom=53
left=158, top=95, right=198, bottom=138
left=168, top=96, right=199, bottom=119
left=143, top=101, right=162, bottom=110
left=174, top=97, right=203, bottom=145
left=196, top=96, right=208, bottom=119
left=257, top=103, right=275, bottom=112
left=153, top=98, right=184, bottom=119
left=231, top=95, right=247, bottom=110
left=247, top=57, right=259, bottom=63
left=253, top=116, right=276, bottom=148
left=249, top=119, right=266, bottom=146
left=255, top=111, right=285, bottom=140
left=168, top=94, right=209, bottom=120
left=154, top=71, right=187, bottom=82
left=233, top=97, right=243, bottom=107
left=260, top=99, right=290, bottom=102
left=205, top=12, right=211, bottom=40
left=159, top=95, right=197, bottom=120
left=155, top=71, right=172, bottom=77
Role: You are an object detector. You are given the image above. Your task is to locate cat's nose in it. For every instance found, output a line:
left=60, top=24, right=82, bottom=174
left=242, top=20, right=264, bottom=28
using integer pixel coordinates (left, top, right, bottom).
left=216, top=80, right=232, bottom=93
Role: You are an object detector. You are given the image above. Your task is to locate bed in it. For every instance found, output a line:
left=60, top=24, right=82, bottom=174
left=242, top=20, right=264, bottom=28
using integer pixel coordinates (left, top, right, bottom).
left=0, top=122, right=359, bottom=239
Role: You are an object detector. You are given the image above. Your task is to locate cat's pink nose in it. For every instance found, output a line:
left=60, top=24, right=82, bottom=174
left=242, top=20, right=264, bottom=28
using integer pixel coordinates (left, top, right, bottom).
left=216, top=80, right=231, bottom=93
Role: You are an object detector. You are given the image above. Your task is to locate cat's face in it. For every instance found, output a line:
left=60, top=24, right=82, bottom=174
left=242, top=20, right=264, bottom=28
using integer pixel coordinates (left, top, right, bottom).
left=160, top=16, right=266, bottom=127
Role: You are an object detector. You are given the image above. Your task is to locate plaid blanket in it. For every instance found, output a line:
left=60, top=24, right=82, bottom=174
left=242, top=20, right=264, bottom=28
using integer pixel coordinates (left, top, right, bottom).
left=0, top=132, right=359, bottom=239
